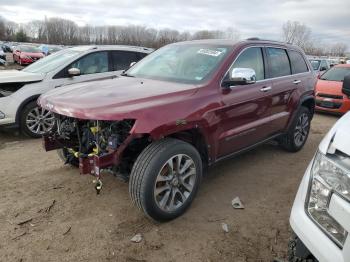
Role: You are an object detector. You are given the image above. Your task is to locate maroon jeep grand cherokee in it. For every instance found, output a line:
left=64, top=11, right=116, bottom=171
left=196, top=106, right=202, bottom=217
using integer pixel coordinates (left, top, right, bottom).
left=39, top=39, right=316, bottom=221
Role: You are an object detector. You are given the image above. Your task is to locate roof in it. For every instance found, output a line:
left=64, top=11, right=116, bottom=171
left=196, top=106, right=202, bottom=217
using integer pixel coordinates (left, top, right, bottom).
left=334, top=63, right=350, bottom=68
left=172, top=38, right=299, bottom=50
left=69, top=45, right=154, bottom=53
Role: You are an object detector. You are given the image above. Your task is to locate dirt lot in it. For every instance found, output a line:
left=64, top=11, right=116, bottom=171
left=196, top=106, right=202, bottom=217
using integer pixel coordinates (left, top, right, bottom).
left=0, top=113, right=339, bottom=262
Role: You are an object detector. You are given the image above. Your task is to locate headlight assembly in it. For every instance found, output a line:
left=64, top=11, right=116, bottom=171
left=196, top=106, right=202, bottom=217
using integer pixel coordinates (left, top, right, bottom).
left=306, top=151, right=349, bottom=247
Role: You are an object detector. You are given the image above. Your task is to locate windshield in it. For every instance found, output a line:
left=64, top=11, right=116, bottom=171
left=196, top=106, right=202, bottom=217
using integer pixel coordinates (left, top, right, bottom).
left=23, top=49, right=81, bottom=74
left=309, top=60, right=320, bottom=71
left=49, top=46, right=62, bottom=52
left=320, top=67, right=350, bottom=81
left=126, top=44, right=231, bottom=84
left=20, top=45, right=41, bottom=53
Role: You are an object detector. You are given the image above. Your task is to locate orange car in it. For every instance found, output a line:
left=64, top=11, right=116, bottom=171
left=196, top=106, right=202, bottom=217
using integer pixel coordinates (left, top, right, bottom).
left=315, top=64, right=350, bottom=114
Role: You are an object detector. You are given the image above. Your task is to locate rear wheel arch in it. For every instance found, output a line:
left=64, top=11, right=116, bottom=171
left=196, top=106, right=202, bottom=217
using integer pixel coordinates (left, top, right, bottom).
left=300, top=97, right=315, bottom=117
left=287, top=95, right=315, bottom=130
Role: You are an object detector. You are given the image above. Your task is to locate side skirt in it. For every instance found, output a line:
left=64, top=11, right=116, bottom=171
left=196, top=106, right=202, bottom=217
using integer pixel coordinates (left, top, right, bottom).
left=213, top=133, right=283, bottom=164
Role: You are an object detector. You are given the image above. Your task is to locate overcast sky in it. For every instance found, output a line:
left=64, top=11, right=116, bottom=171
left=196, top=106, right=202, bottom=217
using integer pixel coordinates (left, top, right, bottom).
left=1, top=0, right=349, bottom=46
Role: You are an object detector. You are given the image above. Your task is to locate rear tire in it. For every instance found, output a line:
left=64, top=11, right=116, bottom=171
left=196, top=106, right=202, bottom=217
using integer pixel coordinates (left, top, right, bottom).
left=129, top=138, right=202, bottom=222
left=280, top=106, right=311, bottom=152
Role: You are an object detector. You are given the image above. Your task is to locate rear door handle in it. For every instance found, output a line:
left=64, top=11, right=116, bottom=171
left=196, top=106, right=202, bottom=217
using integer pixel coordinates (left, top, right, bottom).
left=293, top=80, right=301, bottom=85
left=260, top=86, right=272, bottom=92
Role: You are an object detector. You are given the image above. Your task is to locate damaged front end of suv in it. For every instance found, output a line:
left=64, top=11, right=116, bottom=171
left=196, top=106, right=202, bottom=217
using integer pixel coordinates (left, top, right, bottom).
left=43, top=115, right=146, bottom=192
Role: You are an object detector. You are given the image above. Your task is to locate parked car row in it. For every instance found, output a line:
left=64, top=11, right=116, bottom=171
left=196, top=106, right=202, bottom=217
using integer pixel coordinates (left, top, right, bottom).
left=12, top=45, right=45, bottom=65
left=0, top=44, right=153, bottom=136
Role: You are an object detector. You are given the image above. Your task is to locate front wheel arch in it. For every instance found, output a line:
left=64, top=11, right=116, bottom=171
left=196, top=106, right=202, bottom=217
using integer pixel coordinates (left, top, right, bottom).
left=15, top=95, right=41, bottom=126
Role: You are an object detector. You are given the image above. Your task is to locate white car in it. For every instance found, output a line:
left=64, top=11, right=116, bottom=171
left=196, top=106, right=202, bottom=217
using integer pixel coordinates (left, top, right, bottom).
left=289, top=111, right=350, bottom=261
left=0, top=48, right=6, bottom=64
left=0, top=45, right=153, bottom=137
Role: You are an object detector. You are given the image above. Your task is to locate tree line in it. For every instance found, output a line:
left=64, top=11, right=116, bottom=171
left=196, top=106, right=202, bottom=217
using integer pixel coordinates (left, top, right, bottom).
left=282, top=21, right=347, bottom=57
left=0, top=16, right=347, bottom=56
left=0, top=16, right=240, bottom=49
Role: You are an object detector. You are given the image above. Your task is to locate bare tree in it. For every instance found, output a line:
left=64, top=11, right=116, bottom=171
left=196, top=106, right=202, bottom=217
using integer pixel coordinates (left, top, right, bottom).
left=282, top=21, right=312, bottom=50
left=0, top=16, right=6, bottom=40
left=224, top=27, right=240, bottom=42
left=1, top=16, right=242, bottom=48
left=329, top=43, right=347, bottom=57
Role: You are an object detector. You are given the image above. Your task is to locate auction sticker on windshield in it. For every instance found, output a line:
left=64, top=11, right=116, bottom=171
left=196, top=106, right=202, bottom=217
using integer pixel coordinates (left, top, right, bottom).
left=197, top=49, right=223, bottom=57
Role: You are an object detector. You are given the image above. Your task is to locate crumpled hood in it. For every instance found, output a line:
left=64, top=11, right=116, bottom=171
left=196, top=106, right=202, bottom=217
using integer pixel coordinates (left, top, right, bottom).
left=319, top=112, right=350, bottom=156
left=0, top=70, right=45, bottom=83
left=39, top=77, right=199, bottom=120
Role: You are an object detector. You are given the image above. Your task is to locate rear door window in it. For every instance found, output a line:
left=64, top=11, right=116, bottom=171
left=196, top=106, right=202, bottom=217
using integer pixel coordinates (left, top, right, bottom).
left=266, top=48, right=291, bottom=78
left=320, top=60, right=329, bottom=71
left=288, top=50, right=308, bottom=74
left=112, top=51, right=141, bottom=71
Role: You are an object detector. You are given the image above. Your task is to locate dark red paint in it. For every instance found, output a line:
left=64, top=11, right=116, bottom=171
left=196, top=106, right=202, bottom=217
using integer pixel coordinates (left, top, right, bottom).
left=39, top=40, right=316, bottom=174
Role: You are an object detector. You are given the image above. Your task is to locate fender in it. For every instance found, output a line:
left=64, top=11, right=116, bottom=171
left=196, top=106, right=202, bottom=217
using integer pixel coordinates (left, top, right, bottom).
left=144, top=119, right=213, bottom=162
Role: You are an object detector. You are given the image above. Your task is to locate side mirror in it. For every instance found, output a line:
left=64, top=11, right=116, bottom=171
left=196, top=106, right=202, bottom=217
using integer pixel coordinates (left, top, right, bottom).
left=320, top=66, right=327, bottom=71
left=342, top=74, right=350, bottom=96
left=222, top=68, right=256, bottom=88
left=68, top=67, right=81, bottom=77
left=130, top=61, right=137, bottom=68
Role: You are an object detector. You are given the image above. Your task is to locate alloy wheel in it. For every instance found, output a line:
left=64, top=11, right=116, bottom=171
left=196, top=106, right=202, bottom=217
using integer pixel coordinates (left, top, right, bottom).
left=154, top=154, right=197, bottom=212
left=26, top=106, right=55, bottom=135
left=294, top=113, right=309, bottom=147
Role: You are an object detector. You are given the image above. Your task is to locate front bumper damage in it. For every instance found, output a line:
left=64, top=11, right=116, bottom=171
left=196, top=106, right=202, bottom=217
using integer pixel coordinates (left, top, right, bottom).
left=43, top=133, right=141, bottom=191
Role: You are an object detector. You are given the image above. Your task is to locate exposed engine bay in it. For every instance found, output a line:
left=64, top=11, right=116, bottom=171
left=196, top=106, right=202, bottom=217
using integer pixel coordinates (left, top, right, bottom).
left=0, top=81, right=41, bottom=97
left=43, top=114, right=143, bottom=193
left=56, top=115, right=135, bottom=158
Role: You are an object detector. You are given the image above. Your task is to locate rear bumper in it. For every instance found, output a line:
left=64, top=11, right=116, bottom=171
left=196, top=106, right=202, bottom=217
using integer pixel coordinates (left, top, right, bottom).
left=290, top=161, right=349, bottom=262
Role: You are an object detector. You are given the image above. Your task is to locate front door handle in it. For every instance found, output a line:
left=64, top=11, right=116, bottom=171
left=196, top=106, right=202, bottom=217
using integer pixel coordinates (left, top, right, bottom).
left=293, top=80, right=301, bottom=85
left=260, top=86, right=272, bottom=92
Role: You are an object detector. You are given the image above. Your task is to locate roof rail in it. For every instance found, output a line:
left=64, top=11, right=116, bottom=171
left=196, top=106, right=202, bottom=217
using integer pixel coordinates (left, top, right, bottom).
left=245, top=37, right=290, bottom=44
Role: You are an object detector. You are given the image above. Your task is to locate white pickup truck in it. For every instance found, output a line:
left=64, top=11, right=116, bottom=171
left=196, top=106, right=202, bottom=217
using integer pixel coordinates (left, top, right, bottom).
left=289, top=108, right=350, bottom=262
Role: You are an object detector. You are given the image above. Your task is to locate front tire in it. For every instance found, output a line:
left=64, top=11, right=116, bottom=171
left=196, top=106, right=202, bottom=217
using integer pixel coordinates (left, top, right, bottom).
left=129, top=138, right=202, bottom=222
left=20, top=101, right=56, bottom=138
left=280, top=106, right=311, bottom=152
left=288, top=234, right=317, bottom=262
left=57, top=148, right=79, bottom=167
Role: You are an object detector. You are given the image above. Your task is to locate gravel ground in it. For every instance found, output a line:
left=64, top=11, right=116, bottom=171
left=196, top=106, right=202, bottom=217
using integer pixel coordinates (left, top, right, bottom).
left=0, top=113, right=339, bottom=262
